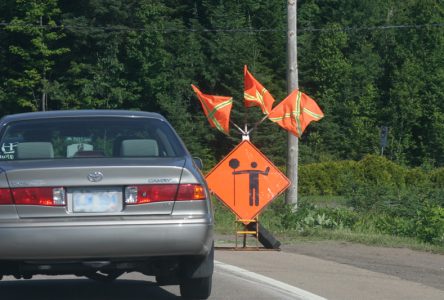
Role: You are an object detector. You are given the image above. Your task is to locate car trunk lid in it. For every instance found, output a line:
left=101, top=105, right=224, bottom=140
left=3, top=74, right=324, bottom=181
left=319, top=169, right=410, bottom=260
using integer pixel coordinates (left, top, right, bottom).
left=2, top=158, right=187, bottom=218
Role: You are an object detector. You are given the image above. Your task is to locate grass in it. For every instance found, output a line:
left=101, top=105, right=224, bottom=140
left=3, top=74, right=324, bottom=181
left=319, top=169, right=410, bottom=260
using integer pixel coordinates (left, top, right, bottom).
left=280, top=228, right=444, bottom=254
left=213, top=199, right=237, bottom=233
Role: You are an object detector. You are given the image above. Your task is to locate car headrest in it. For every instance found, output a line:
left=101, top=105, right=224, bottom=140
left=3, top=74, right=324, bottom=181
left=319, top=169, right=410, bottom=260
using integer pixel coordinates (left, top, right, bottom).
left=16, top=142, right=54, bottom=159
left=120, top=139, right=159, bottom=157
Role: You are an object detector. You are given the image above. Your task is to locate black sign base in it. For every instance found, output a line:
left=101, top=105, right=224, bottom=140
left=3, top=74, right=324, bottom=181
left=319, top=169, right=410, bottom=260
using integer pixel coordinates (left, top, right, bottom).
left=246, top=222, right=281, bottom=249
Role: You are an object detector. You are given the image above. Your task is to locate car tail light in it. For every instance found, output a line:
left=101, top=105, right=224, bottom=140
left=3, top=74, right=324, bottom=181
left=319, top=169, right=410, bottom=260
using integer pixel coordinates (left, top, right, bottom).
left=11, top=187, right=66, bottom=206
left=176, top=184, right=206, bottom=201
left=0, top=188, right=13, bottom=204
left=125, top=184, right=206, bottom=205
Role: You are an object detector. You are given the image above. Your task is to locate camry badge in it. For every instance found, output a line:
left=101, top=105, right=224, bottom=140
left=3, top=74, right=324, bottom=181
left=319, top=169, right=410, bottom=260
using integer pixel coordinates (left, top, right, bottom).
left=87, top=171, right=103, bottom=182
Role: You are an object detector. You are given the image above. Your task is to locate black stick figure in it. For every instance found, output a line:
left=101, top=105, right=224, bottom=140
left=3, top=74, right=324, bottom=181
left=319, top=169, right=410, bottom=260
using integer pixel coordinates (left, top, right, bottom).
left=232, top=161, right=270, bottom=206
left=229, top=159, right=240, bottom=206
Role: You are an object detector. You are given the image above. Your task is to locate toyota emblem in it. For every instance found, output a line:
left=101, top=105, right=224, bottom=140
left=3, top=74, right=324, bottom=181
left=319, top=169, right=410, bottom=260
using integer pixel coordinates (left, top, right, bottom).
left=87, top=171, right=103, bottom=182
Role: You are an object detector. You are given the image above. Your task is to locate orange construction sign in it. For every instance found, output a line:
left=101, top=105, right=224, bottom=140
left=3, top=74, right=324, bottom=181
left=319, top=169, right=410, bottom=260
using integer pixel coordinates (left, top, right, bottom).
left=206, top=141, right=290, bottom=220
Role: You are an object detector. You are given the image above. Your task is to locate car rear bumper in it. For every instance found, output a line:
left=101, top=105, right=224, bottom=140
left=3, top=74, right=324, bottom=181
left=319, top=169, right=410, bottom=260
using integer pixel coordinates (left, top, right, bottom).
left=0, top=216, right=213, bottom=260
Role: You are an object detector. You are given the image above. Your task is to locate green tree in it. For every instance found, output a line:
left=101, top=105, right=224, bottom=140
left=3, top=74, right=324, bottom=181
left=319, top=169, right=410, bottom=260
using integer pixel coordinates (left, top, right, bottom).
left=57, top=0, right=144, bottom=109
left=5, top=0, right=69, bottom=112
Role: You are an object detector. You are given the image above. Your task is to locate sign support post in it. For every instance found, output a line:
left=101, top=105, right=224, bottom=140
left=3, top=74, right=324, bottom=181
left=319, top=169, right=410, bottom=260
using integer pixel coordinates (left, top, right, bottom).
left=235, top=217, right=259, bottom=249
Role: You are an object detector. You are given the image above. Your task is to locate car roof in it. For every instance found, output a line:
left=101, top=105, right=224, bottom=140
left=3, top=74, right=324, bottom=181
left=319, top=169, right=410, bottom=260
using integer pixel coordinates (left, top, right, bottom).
left=0, top=110, right=165, bottom=124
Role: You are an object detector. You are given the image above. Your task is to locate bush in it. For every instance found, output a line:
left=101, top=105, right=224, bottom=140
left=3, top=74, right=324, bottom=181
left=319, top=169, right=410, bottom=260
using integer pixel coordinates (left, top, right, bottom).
left=430, top=168, right=444, bottom=188
left=358, top=155, right=407, bottom=189
left=413, top=204, right=444, bottom=245
left=299, top=155, right=444, bottom=197
left=270, top=199, right=359, bottom=232
left=318, top=206, right=360, bottom=228
left=267, top=157, right=444, bottom=245
left=353, top=213, right=415, bottom=237
left=299, top=160, right=361, bottom=195
left=405, top=167, right=430, bottom=186
left=346, top=183, right=398, bottom=212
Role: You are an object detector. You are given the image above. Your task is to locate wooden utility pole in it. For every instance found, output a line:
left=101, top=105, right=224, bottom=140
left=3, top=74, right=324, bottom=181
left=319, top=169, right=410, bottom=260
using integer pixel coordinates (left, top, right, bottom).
left=40, top=15, right=47, bottom=111
left=286, top=0, right=299, bottom=206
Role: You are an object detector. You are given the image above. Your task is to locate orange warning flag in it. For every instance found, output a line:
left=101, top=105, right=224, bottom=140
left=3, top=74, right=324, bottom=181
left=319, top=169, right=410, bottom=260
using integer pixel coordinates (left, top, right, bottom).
left=191, top=84, right=233, bottom=135
left=268, top=89, right=324, bottom=137
left=244, top=65, right=275, bottom=114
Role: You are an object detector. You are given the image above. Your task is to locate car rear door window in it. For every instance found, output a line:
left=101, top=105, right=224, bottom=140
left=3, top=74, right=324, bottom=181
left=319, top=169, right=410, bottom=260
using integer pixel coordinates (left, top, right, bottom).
left=0, top=117, right=185, bottom=160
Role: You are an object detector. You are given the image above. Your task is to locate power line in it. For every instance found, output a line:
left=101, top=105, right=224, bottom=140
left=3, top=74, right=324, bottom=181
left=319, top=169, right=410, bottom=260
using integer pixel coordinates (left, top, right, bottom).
left=0, top=22, right=443, bottom=33
left=301, top=22, right=444, bottom=32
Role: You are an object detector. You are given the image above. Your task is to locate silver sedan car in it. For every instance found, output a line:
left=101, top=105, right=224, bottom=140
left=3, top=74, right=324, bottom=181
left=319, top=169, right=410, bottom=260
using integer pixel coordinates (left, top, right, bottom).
left=0, top=110, right=214, bottom=299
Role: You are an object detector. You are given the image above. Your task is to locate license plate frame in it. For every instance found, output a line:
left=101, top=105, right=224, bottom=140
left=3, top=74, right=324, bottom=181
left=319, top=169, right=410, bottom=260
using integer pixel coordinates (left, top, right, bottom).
left=69, top=187, right=122, bottom=213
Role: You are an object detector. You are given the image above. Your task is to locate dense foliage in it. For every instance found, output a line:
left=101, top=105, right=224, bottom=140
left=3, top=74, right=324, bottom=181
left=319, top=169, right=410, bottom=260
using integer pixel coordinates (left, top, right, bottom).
left=299, top=155, right=444, bottom=195
left=1, top=0, right=443, bottom=167
left=293, top=156, right=442, bottom=245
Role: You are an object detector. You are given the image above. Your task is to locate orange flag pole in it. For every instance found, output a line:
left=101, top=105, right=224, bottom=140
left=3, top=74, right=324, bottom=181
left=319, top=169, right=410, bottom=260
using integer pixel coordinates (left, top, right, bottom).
left=230, top=120, right=246, bottom=135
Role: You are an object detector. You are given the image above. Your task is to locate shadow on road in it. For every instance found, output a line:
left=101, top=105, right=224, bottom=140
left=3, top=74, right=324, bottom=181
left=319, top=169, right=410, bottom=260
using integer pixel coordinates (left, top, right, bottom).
left=0, top=279, right=181, bottom=300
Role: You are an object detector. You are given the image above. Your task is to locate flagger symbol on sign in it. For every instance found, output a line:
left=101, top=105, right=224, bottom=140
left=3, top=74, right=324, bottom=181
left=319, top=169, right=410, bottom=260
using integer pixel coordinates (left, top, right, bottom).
left=229, top=159, right=270, bottom=207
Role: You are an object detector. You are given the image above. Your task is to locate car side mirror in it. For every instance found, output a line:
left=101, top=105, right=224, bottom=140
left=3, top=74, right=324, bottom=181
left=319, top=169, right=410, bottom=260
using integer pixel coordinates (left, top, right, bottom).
left=193, top=157, right=203, bottom=170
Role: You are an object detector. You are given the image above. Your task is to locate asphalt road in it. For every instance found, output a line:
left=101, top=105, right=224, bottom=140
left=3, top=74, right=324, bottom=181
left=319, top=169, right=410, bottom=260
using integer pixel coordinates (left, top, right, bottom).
left=0, top=265, right=308, bottom=300
left=1, top=246, right=443, bottom=300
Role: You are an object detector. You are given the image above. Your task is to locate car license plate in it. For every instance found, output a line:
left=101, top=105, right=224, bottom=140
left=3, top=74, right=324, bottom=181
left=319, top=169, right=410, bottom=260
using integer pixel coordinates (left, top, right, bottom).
left=72, top=188, right=122, bottom=213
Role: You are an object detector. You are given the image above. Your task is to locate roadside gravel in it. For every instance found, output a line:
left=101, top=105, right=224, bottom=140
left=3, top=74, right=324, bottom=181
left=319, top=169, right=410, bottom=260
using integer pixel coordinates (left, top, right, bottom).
left=283, top=241, right=444, bottom=291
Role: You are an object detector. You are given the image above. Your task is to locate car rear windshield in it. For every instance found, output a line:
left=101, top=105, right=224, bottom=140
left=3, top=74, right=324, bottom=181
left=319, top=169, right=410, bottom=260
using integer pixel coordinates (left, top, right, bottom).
left=0, top=117, right=186, bottom=160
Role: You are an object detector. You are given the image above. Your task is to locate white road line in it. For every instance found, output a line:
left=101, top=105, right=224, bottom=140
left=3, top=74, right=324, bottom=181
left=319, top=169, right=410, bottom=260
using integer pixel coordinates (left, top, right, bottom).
left=215, top=260, right=327, bottom=300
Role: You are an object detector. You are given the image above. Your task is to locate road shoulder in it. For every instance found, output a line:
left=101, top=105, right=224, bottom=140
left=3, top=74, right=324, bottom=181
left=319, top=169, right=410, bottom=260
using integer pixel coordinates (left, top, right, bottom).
left=281, top=240, right=444, bottom=291
left=215, top=249, right=444, bottom=300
